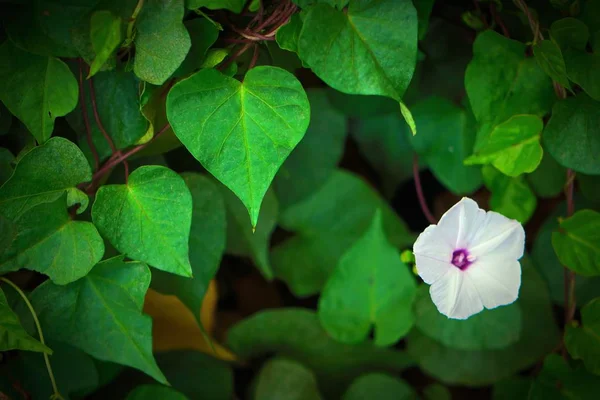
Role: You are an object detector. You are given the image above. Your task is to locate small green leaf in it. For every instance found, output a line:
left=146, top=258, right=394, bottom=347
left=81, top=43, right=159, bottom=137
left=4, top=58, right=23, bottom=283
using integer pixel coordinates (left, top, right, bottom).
left=414, top=285, right=522, bottom=351
left=226, top=308, right=414, bottom=398
left=134, top=0, right=191, bottom=85
left=88, top=11, right=122, bottom=78
left=274, top=89, right=347, bottom=209
left=343, top=373, right=415, bottom=400
left=565, top=297, right=600, bottom=375
left=0, top=196, right=104, bottom=284
left=465, top=115, right=544, bottom=177
left=552, top=209, right=600, bottom=276
left=151, top=173, right=226, bottom=322
left=127, top=385, right=188, bottom=400
left=253, top=358, right=323, bottom=400
left=31, top=256, right=167, bottom=384
left=526, top=151, right=566, bottom=198
left=0, top=137, right=92, bottom=220
left=318, top=210, right=417, bottom=346
left=0, top=42, right=78, bottom=143
left=92, top=166, right=193, bottom=277
left=174, top=18, right=220, bottom=78
left=550, top=17, right=590, bottom=50
left=187, top=0, right=245, bottom=13
left=482, top=165, right=537, bottom=223
left=0, top=287, right=51, bottom=354
left=533, top=40, right=571, bottom=89
left=167, top=66, right=310, bottom=227
left=543, top=94, right=600, bottom=175
left=220, top=183, right=278, bottom=279
left=297, top=0, right=418, bottom=101
left=276, top=14, right=303, bottom=54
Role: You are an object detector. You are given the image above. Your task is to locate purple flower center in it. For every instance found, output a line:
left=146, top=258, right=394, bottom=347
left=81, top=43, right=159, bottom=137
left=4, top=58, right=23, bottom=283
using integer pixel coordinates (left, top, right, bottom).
left=452, top=249, right=473, bottom=270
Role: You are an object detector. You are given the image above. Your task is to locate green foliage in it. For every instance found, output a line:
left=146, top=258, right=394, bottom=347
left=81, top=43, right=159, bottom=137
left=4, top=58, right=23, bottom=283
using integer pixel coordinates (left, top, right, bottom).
left=0, top=0, right=599, bottom=397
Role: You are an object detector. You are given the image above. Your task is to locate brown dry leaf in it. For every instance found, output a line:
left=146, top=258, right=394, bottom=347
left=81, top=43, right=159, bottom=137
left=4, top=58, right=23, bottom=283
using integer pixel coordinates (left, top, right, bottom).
left=143, top=280, right=236, bottom=361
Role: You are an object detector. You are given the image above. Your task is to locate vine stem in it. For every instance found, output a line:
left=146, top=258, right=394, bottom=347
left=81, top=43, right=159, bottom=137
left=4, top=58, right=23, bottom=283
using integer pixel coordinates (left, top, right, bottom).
left=0, top=278, right=64, bottom=400
left=563, top=169, right=576, bottom=331
left=413, top=154, right=437, bottom=225
left=125, top=0, right=145, bottom=46
left=514, top=0, right=544, bottom=42
left=78, top=59, right=99, bottom=171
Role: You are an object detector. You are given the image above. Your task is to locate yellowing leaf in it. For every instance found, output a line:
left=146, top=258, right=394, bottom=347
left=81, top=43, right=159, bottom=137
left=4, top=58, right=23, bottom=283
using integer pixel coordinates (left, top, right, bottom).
left=143, top=280, right=236, bottom=361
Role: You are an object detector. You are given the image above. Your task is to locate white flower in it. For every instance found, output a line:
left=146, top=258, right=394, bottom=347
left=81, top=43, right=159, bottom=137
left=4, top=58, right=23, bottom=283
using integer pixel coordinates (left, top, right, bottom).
left=413, top=197, right=525, bottom=320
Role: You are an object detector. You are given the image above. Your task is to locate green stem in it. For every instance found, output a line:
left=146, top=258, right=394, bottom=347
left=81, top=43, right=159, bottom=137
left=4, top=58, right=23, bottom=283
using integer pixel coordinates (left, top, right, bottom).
left=0, top=277, right=63, bottom=400
left=125, top=0, right=145, bottom=46
left=194, top=8, right=223, bottom=31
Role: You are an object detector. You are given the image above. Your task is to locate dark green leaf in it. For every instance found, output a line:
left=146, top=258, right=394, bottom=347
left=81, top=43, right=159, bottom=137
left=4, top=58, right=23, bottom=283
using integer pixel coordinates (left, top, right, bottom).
left=134, top=0, right=191, bottom=85
left=31, top=256, right=167, bottom=383
left=0, top=287, right=51, bottom=354
left=492, top=377, right=532, bottom=400
left=552, top=209, right=600, bottom=276
left=423, top=383, right=452, bottom=400
left=0, top=213, right=15, bottom=256
left=274, top=89, right=347, bottom=209
left=151, top=173, right=226, bottom=322
left=0, top=196, right=104, bottom=284
left=127, top=385, right=188, bottom=400
left=273, top=170, right=414, bottom=297
left=92, top=166, right=193, bottom=277
left=226, top=308, right=414, bottom=398
left=482, top=165, right=537, bottom=223
left=174, top=18, right=220, bottom=78
left=465, top=115, right=544, bottom=177
left=526, top=151, right=566, bottom=198
left=67, top=69, right=149, bottom=162
left=318, top=210, right=417, bottom=346
left=579, top=173, right=600, bottom=205
left=407, top=259, right=560, bottom=386
left=89, top=11, right=122, bottom=78
left=276, top=14, right=303, bottom=54
left=410, top=97, right=482, bottom=193
left=167, top=66, right=309, bottom=227
left=414, top=285, right=522, bottom=351
left=253, top=358, right=323, bottom=400
left=297, top=0, right=418, bottom=100
left=0, top=148, right=15, bottom=186
left=543, top=94, right=600, bottom=175
left=326, top=90, right=399, bottom=118
left=220, top=183, right=278, bottom=279
left=533, top=40, right=571, bottom=89
left=187, top=0, right=245, bottom=13
left=414, top=0, right=435, bottom=40
left=342, top=373, right=415, bottom=400
left=565, top=297, right=600, bottom=376
left=0, top=42, right=78, bottom=143
left=564, top=48, right=600, bottom=101
left=530, top=354, right=600, bottom=399
left=550, top=17, right=590, bottom=50
left=0, top=103, right=12, bottom=136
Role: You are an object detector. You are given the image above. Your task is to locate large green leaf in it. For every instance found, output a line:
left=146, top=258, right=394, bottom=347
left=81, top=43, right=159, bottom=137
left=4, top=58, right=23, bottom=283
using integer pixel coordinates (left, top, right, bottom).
left=0, top=42, right=78, bottom=143
left=151, top=173, right=226, bottom=321
left=30, top=256, right=167, bottom=384
left=220, top=183, right=278, bottom=279
left=134, top=0, right=191, bottom=85
left=273, top=89, right=347, bottom=209
left=67, top=69, right=149, bottom=163
left=92, top=166, right=193, bottom=277
left=127, top=385, right=188, bottom=400
left=410, top=97, right=482, bottom=194
left=0, top=287, right=51, bottom=354
left=226, top=308, right=414, bottom=398
left=552, top=209, right=600, bottom=276
left=543, top=94, right=600, bottom=175
left=533, top=40, right=571, bottom=89
left=167, top=66, right=309, bottom=226
left=342, top=373, right=415, bottom=400
left=482, top=165, right=537, bottom=223
left=276, top=14, right=303, bottom=54
left=297, top=0, right=418, bottom=101
left=407, top=259, right=560, bottom=386
left=565, top=297, right=600, bottom=376
left=465, top=30, right=554, bottom=147
left=272, top=170, right=414, bottom=297
left=550, top=17, right=590, bottom=51
left=565, top=48, right=600, bottom=101
left=318, top=211, right=416, bottom=346
left=0, top=196, right=104, bottom=284
left=253, top=358, right=323, bottom=400
left=465, top=115, right=543, bottom=177
left=88, top=11, right=122, bottom=78
left=0, top=137, right=92, bottom=220
left=413, top=286, right=522, bottom=351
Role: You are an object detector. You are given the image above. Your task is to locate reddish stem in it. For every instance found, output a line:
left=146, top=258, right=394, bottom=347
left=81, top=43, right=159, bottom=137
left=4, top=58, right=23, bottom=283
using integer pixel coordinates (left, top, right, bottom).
left=78, top=60, right=99, bottom=171
left=490, top=3, right=510, bottom=38
left=413, top=154, right=437, bottom=225
left=248, top=43, right=260, bottom=70
left=88, top=78, right=118, bottom=154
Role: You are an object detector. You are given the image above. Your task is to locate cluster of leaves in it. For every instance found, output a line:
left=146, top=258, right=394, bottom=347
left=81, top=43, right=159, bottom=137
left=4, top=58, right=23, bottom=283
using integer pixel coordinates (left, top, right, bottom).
left=0, top=0, right=599, bottom=399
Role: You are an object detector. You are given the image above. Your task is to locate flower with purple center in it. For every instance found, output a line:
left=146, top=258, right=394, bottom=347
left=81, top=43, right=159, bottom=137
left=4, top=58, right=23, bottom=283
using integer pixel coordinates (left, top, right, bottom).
left=413, top=197, right=525, bottom=320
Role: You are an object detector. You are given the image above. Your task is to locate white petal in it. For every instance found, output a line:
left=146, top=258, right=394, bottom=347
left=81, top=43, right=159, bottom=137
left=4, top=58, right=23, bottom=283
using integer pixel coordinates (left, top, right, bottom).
left=413, top=225, right=453, bottom=285
left=466, top=254, right=521, bottom=309
left=430, top=268, right=484, bottom=320
left=436, top=197, right=486, bottom=249
left=469, top=212, right=525, bottom=260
